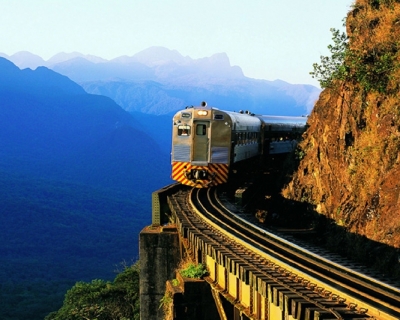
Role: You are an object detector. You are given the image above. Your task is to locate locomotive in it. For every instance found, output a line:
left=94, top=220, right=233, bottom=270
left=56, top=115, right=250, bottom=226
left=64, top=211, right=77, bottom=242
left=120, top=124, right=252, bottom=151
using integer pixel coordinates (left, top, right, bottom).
left=171, top=102, right=307, bottom=188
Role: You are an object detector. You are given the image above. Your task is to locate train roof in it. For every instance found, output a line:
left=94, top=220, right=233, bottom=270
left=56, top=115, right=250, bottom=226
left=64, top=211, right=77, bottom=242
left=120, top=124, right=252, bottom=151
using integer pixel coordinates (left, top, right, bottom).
left=177, top=103, right=308, bottom=127
left=224, top=110, right=262, bottom=129
left=255, top=115, right=308, bottom=126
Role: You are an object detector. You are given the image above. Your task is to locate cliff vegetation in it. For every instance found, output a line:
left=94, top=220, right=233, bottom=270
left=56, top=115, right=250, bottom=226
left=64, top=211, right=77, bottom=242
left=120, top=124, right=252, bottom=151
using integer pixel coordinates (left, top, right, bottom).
left=283, top=0, right=400, bottom=271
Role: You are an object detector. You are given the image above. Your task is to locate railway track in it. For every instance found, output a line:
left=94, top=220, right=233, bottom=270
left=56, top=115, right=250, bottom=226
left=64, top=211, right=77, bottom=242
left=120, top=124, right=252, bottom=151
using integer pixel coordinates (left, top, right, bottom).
left=168, top=186, right=400, bottom=320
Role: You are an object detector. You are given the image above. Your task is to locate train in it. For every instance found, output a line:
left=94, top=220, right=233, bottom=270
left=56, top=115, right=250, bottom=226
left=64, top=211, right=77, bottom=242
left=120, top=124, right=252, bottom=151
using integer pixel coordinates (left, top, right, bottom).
left=171, top=101, right=308, bottom=188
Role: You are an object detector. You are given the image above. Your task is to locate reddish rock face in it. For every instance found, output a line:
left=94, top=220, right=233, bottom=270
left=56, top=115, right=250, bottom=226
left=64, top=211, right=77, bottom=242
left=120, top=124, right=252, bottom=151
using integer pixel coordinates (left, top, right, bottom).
left=283, top=0, right=400, bottom=248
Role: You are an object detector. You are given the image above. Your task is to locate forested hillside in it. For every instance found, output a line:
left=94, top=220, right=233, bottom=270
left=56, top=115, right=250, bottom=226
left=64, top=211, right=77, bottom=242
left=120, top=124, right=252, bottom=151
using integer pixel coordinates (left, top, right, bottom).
left=0, top=58, right=170, bottom=319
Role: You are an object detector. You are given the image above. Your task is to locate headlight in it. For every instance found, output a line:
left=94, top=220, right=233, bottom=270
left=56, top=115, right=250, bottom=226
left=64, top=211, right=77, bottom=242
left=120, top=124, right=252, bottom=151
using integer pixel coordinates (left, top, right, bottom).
left=197, top=110, right=208, bottom=116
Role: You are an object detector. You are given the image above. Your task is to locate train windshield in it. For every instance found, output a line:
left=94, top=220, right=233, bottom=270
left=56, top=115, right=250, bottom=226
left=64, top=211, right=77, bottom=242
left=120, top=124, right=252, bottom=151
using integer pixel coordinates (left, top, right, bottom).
left=196, top=124, right=207, bottom=135
left=178, top=125, right=191, bottom=136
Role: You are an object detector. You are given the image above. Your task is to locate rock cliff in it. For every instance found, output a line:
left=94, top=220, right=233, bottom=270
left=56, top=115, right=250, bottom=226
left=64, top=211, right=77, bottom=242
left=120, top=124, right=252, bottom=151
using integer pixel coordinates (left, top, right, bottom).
left=283, top=0, right=400, bottom=250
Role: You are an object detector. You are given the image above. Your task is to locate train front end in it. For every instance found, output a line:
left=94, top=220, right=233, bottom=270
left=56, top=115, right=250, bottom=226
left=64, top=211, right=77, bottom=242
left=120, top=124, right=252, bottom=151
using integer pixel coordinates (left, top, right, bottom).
left=171, top=103, right=232, bottom=188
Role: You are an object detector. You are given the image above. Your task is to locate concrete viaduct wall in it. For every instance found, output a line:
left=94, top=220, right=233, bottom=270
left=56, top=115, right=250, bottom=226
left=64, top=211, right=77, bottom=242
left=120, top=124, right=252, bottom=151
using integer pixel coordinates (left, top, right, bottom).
left=139, top=186, right=340, bottom=320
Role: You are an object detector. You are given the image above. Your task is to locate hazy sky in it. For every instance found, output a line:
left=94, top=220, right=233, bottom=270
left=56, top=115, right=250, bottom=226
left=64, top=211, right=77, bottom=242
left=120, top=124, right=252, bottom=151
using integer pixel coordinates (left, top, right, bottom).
left=0, top=0, right=354, bottom=86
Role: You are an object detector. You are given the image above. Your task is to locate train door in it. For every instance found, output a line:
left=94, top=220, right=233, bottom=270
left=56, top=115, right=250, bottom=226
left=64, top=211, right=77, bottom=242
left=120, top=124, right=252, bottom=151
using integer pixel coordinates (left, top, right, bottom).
left=192, top=121, right=209, bottom=162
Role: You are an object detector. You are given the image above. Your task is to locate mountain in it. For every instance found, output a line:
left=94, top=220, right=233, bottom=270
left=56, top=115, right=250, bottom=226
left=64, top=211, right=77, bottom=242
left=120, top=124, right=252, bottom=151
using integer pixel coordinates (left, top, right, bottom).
left=114, top=46, right=191, bottom=66
left=0, top=57, right=173, bottom=319
left=46, top=51, right=107, bottom=65
left=0, top=57, right=85, bottom=96
left=0, top=51, right=46, bottom=70
left=0, top=57, right=171, bottom=191
left=50, top=56, right=155, bottom=82
left=1, top=47, right=321, bottom=116
left=80, top=77, right=319, bottom=116
left=61, top=47, right=320, bottom=115
left=114, top=47, right=245, bottom=79
left=0, top=51, right=106, bottom=69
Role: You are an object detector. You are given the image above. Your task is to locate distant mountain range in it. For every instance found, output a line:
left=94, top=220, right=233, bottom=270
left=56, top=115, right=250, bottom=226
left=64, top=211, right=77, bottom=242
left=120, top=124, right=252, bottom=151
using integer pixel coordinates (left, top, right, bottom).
left=1, top=47, right=321, bottom=116
left=0, top=57, right=170, bottom=192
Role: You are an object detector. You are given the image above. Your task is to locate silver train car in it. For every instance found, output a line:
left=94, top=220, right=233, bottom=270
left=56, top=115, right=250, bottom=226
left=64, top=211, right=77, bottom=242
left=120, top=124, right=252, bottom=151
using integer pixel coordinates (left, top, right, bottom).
left=171, top=102, right=307, bottom=188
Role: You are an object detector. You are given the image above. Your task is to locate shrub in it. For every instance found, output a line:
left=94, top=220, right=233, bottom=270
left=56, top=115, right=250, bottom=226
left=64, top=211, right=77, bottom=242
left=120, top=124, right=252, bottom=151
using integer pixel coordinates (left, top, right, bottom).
left=180, top=263, right=208, bottom=279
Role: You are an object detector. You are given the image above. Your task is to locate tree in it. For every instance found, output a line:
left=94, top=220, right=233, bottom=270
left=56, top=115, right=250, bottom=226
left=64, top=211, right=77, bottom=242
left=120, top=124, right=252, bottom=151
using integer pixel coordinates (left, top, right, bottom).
left=311, top=21, right=398, bottom=93
left=310, top=27, right=349, bottom=88
left=45, top=263, right=140, bottom=320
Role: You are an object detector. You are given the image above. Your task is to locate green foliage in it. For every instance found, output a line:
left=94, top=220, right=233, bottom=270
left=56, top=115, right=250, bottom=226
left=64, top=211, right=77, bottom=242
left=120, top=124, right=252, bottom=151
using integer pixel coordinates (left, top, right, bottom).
left=45, top=263, right=140, bottom=320
left=295, top=147, right=306, bottom=161
left=171, top=278, right=180, bottom=286
left=311, top=23, right=398, bottom=93
left=180, top=263, right=208, bottom=279
left=310, top=28, right=349, bottom=88
left=159, top=291, right=172, bottom=310
left=350, top=48, right=396, bottom=93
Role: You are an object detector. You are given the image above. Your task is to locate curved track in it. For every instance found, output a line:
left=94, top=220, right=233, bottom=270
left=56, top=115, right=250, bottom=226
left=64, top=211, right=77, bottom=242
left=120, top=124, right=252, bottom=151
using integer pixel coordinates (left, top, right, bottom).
left=169, top=186, right=400, bottom=319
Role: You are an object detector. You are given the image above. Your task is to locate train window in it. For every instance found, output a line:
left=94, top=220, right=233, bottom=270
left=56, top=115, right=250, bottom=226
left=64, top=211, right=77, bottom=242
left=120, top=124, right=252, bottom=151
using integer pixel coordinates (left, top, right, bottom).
left=214, top=114, right=224, bottom=120
left=238, top=132, right=242, bottom=145
left=178, top=125, right=191, bottom=136
left=181, top=112, right=191, bottom=119
left=196, top=124, right=207, bottom=135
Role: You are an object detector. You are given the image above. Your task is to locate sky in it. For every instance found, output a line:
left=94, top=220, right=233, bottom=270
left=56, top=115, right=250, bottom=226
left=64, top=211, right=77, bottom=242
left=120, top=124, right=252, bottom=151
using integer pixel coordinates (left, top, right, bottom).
left=0, top=0, right=354, bottom=87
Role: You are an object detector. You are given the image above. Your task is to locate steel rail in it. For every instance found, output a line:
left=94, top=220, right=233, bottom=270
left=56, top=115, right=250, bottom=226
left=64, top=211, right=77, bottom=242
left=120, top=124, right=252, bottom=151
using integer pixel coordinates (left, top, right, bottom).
left=197, top=187, right=400, bottom=320
left=190, top=188, right=348, bottom=320
left=166, top=185, right=399, bottom=319
left=214, top=189, right=400, bottom=301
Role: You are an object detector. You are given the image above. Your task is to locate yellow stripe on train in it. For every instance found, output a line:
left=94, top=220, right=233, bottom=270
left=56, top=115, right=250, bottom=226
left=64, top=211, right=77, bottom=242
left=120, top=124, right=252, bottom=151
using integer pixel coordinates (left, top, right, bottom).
left=172, top=162, right=229, bottom=188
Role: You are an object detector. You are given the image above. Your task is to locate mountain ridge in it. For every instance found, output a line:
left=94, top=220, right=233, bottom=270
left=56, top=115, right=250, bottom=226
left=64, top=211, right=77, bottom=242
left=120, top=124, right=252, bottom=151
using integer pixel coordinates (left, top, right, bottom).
left=0, top=57, right=170, bottom=192
left=1, top=47, right=321, bottom=116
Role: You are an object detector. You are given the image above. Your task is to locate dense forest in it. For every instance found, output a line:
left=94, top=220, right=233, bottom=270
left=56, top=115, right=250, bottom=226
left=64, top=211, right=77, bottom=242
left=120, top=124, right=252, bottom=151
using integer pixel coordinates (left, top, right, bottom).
left=0, top=172, right=149, bottom=319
